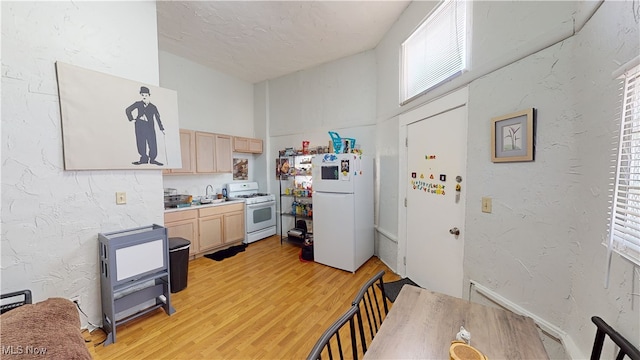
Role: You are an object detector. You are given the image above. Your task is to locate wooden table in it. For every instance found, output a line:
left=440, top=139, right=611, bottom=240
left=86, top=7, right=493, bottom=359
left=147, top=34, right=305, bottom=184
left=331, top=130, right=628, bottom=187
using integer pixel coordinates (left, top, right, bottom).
left=363, top=285, right=549, bottom=359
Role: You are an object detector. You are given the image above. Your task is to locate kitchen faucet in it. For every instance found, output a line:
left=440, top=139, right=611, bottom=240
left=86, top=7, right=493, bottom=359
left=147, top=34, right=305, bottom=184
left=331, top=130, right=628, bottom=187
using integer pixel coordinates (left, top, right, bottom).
left=205, top=185, right=214, bottom=198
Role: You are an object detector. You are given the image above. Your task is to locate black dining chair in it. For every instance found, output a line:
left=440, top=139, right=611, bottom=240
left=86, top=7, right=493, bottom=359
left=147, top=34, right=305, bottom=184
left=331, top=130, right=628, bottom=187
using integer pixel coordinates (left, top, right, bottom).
left=590, top=316, right=640, bottom=360
left=1, top=290, right=32, bottom=314
left=307, top=306, right=360, bottom=360
left=351, top=270, right=390, bottom=354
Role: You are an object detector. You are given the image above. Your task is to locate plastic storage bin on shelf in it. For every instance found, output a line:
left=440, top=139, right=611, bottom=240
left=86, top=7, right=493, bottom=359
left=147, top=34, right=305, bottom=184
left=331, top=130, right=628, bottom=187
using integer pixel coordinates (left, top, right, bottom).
left=169, top=237, right=191, bottom=293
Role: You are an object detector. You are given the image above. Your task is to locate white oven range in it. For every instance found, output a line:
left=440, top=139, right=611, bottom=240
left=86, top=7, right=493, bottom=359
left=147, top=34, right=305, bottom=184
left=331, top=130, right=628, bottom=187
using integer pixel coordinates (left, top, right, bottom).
left=226, top=182, right=276, bottom=244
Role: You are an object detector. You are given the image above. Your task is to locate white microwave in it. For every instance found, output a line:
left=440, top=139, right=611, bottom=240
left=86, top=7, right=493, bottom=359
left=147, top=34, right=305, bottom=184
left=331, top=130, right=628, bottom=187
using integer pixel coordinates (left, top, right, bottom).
left=313, top=154, right=366, bottom=193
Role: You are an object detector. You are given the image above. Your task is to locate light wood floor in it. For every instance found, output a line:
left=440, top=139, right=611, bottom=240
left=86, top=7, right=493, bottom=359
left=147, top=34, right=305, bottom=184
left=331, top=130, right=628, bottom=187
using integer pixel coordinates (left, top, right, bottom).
left=86, top=235, right=399, bottom=359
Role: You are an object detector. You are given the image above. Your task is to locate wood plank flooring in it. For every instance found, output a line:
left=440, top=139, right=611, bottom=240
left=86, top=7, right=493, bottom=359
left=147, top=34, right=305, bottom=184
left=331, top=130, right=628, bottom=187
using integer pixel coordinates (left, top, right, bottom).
left=86, top=235, right=399, bottom=359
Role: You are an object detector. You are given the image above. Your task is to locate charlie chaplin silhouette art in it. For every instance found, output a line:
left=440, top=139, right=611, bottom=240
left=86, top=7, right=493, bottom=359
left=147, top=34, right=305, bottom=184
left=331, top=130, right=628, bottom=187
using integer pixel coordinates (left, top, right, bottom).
left=125, top=86, right=165, bottom=165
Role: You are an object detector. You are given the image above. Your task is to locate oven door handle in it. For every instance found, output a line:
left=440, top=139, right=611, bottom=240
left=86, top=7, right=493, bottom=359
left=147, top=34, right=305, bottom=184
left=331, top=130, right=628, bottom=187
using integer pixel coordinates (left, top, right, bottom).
left=246, top=201, right=275, bottom=210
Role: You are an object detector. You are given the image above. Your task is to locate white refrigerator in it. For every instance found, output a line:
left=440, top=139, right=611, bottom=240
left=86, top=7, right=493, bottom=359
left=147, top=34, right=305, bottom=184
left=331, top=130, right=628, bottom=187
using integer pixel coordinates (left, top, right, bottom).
left=312, top=154, right=373, bottom=272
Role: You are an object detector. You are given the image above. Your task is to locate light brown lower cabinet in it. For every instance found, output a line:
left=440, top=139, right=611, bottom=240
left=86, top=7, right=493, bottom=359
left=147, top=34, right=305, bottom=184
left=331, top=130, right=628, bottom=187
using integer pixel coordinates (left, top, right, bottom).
left=164, top=209, right=198, bottom=256
left=222, top=207, right=245, bottom=243
left=164, top=202, right=245, bottom=258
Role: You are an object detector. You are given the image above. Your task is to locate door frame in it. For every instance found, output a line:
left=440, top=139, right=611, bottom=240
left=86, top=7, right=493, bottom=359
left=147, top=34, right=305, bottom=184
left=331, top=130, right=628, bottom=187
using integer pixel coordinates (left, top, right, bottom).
left=397, top=86, right=469, bottom=277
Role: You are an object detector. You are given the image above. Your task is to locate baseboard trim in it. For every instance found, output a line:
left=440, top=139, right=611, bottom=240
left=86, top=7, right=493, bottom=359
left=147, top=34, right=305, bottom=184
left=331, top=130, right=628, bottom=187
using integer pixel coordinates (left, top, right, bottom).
left=377, top=256, right=398, bottom=275
left=469, top=280, right=585, bottom=360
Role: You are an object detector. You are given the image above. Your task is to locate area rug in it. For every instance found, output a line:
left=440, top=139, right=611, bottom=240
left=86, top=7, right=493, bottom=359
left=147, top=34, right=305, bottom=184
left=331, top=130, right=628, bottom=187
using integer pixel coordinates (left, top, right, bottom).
left=378, top=278, right=420, bottom=303
left=204, top=244, right=247, bottom=261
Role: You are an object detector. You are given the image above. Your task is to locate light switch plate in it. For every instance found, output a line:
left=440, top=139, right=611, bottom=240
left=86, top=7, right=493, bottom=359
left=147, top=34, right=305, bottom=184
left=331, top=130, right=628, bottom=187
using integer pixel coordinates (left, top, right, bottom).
left=116, top=192, right=127, bottom=205
left=482, top=197, right=492, bottom=213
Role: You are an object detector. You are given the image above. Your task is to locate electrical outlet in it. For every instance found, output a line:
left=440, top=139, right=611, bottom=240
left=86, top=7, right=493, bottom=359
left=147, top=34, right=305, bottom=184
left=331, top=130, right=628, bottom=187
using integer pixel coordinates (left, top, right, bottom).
left=70, top=295, right=80, bottom=307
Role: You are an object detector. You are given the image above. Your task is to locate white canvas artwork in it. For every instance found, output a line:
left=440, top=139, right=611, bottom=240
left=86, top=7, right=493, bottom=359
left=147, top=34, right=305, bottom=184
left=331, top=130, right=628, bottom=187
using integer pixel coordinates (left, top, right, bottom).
left=56, top=62, right=182, bottom=170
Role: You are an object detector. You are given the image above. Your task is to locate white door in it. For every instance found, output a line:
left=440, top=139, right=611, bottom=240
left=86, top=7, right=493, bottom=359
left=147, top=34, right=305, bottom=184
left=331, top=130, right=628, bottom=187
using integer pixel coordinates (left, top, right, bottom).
left=405, top=105, right=467, bottom=298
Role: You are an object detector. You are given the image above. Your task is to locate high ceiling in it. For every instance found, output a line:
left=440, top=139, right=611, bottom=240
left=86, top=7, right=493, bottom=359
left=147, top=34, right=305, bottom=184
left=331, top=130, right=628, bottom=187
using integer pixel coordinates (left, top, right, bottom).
left=156, top=1, right=411, bottom=84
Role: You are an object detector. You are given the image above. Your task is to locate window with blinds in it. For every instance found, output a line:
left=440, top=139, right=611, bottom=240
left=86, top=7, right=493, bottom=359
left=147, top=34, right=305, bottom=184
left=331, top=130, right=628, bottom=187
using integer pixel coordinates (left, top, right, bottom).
left=608, top=63, right=640, bottom=274
left=400, top=0, right=469, bottom=104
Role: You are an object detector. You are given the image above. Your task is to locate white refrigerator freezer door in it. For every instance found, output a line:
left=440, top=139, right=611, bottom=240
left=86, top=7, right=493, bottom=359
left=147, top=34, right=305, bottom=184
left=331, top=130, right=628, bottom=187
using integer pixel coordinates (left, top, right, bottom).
left=312, top=154, right=359, bottom=194
left=313, top=192, right=356, bottom=272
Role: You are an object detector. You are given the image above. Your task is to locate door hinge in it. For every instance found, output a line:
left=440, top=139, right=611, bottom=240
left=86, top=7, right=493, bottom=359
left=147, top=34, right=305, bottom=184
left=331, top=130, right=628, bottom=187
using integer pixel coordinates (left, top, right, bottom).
left=404, top=198, right=407, bottom=207
left=403, top=256, right=406, bottom=265
left=405, top=137, right=408, bottom=147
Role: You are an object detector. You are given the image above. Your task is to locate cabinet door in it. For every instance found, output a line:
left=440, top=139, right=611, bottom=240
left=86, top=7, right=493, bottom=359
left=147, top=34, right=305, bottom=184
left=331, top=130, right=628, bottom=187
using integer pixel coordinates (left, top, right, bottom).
left=223, top=211, right=245, bottom=243
left=198, top=215, right=224, bottom=252
left=215, top=134, right=233, bottom=173
left=171, top=129, right=195, bottom=174
left=166, top=218, right=198, bottom=255
left=233, top=137, right=263, bottom=154
left=195, top=132, right=216, bottom=173
left=248, top=138, right=263, bottom=153
left=233, top=137, right=250, bottom=152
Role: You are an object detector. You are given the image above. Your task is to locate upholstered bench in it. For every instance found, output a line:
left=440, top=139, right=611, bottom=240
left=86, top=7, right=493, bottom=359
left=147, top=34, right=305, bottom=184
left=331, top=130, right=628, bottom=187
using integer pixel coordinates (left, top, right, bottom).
left=1, top=291, right=91, bottom=359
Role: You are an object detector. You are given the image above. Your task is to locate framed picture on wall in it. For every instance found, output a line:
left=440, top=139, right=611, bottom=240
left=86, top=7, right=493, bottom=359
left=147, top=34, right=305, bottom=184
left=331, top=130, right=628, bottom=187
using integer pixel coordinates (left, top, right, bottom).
left=491, top=108, right=535, bottom=163
left=56, top=62, right=182, bottom=170
left=233, top=158, right=248, bottom=180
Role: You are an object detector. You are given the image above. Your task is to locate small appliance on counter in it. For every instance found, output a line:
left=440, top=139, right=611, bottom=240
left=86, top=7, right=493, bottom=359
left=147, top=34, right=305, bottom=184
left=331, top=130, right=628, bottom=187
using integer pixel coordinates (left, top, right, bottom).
left=164, top=188, right=192, bottom=209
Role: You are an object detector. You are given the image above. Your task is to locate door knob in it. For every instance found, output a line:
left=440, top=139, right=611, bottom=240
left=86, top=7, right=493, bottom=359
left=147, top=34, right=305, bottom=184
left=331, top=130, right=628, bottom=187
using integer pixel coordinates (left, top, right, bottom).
left=449, top=227, right=460, bottom=236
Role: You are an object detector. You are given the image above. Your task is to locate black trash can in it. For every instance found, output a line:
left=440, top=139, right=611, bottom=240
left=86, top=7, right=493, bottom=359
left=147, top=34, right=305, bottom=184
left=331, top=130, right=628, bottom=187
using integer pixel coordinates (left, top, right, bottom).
left=168, top=237, right=191, bottom=293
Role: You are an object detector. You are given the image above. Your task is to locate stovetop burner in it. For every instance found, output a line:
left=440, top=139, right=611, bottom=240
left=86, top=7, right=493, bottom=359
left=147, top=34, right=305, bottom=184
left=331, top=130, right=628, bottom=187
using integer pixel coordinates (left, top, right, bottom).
left=232, top=194, right=276, bottom=205
left=226, top=182, right=275, bottom=205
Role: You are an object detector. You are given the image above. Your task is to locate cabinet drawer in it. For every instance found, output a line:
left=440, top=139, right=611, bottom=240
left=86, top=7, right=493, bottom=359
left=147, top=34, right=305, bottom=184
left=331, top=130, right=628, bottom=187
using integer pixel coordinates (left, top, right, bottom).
left=164, top=209, right=197, bottom=223
left=199, top=202, right=244, bottom=217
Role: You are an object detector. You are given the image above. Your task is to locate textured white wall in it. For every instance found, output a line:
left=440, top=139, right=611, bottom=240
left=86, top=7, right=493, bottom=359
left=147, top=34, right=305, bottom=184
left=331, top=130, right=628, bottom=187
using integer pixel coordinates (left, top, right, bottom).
left=260, top=50, right=377, bottom=235
left=263, top=50, right=377, bottom=191
left=377, top=1, right=599, bottom=122
left=374, top=2, right=601, bottom=272
left=159, top=50, right=259, bottom=197
left=373, top=0, right=639, bottom=356
left=1, top=1, right=162, bottom=326
left=558, top=0, right=639, bottom=353
left=253, top=81, right=270, bottom=193
left=267, top=50, right=377, bottom=138
left=466, top=1, right=639, bottom=355
left=159, top=51, right=254, bottom=136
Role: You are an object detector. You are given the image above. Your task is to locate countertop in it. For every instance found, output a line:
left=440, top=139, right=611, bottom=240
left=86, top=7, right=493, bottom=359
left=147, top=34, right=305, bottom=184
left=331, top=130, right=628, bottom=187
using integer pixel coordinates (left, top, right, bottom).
left=164, top=199, right=244, bottom=213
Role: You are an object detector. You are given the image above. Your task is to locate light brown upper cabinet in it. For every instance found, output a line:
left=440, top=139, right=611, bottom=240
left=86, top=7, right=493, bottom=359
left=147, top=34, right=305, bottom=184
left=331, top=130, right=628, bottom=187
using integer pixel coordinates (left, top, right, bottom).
left=164, top=129, right=196, bottom=175
left=195, top=131, right=232, bottom=173
left=215, top=134, right=233, bottom=172
left=233, top=136, right=263, bottom=154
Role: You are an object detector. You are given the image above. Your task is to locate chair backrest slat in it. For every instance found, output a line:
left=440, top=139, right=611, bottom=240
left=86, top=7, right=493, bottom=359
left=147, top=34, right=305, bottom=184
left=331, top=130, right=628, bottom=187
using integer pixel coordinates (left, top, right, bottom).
left=308, top=271, right=392, bottom=360
left=352, top=271, right=389, bottom=355
left=307, top=306, right=360, bottom=360
left=590, top=316, right=640, bottom=360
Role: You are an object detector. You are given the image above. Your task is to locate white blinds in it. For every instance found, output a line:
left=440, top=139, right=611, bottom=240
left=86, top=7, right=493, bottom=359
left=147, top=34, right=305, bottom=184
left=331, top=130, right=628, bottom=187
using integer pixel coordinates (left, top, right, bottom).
left=608, top=64, right=640, bottom=285
left=400, top=0, right=467, bottom=104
